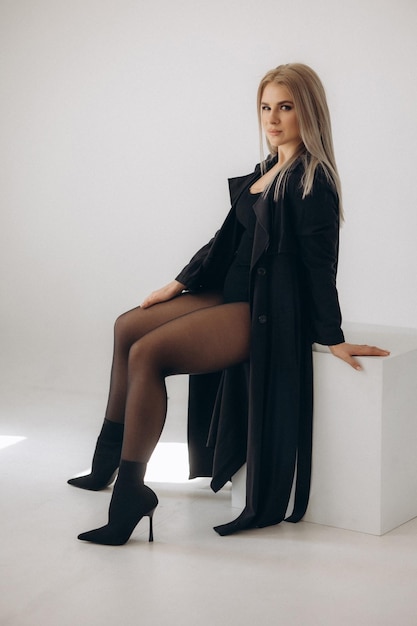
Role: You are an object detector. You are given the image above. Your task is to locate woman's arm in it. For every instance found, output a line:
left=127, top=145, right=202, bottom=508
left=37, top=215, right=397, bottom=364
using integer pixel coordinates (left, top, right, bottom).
left=291, top=166, right=389, bottom=368
left=141, top=231, right=219, bottom=309
left=141, top=210, right=229, bottom=309
left=175, top=237, right=217, bottom=291
left=291, top=167, right=345, bottom=346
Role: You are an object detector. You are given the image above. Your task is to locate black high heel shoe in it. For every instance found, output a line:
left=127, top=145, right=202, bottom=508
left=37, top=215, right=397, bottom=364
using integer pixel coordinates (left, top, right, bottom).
left=77, top=464, right=159, bottom=546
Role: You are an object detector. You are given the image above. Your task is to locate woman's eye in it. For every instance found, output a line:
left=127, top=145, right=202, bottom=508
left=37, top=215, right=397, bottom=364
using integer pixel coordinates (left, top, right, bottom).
left=261, top=104, right=292, bottom=112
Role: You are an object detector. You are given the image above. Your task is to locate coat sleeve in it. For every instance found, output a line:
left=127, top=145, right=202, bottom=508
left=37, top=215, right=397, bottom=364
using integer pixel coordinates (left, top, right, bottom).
left=289, top=166, right=345, bottom=346
left=175, top=162, right=264, bottom=290
left=175, top=201, right=243, bottom=292
left=175, top=235, right=217, bottom=290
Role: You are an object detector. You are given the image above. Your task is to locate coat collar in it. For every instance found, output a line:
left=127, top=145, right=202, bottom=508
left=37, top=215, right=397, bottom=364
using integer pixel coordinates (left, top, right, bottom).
left=227, top=155, right=278, bottom=205
left=227, top=169, right=260, bottom=206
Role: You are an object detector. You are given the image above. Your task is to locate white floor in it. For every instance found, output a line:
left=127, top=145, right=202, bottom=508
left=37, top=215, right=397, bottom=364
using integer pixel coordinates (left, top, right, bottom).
left=2, top=384, right=417, bottom=626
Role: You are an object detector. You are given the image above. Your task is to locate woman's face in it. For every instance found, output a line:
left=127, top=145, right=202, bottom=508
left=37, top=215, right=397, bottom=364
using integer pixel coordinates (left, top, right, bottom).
left=260, top=82, right=301, bottom=157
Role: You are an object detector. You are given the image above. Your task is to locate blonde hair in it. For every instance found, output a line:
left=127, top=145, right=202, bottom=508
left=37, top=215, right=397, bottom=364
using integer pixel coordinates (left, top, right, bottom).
left=257, top=63, right=343, bottom=218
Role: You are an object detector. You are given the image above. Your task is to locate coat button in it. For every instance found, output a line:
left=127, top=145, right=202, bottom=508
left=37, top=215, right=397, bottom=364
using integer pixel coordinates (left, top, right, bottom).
left=257, top=267, right=266, bottom=276
left=258, top=315, right=267, bottom=324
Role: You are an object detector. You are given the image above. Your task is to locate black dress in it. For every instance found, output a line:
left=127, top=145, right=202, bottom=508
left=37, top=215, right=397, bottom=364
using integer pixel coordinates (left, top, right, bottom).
left=223, top=186, right=260, bottom=304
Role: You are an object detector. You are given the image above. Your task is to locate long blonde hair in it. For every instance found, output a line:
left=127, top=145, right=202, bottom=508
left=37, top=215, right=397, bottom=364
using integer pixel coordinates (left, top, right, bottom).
left=257, top=63, right=343, bottom=218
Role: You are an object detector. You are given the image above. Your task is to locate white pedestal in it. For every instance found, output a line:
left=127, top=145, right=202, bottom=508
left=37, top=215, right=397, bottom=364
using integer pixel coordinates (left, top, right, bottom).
left=232, top=323, right=417, bottom=535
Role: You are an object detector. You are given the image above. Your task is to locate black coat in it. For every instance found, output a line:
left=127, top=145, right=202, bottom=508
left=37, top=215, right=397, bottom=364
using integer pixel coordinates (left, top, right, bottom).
left=176, top=156, right=344, bottom=535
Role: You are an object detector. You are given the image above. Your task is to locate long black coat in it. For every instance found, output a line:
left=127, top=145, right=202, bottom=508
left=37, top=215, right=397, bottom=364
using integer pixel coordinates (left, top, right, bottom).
left=176, top=156, right=345, bottom=535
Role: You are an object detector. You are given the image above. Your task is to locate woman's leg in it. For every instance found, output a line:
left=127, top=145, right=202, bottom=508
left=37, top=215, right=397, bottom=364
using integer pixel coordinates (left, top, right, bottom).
left=68, top=291, right=223, bottom=490
left=78, top=302, right=250, bottom=545
left=122, top=301, right=251, bottom=462
left=104, top=291, right=224, bottom=424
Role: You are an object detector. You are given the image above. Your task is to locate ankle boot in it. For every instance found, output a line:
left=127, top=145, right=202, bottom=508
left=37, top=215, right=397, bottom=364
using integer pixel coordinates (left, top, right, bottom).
left=68, top=419, right=124, bottom=491
left=77, top=460, right=158, bottom=546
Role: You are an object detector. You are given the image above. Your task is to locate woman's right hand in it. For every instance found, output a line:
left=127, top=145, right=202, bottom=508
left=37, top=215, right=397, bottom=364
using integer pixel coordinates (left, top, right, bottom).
left=141, top=280, right=186, bottom=309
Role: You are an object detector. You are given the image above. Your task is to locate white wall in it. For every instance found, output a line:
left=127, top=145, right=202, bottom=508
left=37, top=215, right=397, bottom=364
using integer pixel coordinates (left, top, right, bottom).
left=1, top=0, right=416, bottom=394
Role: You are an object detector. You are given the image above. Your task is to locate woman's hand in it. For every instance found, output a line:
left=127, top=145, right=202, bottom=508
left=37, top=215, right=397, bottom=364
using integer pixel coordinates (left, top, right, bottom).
left=141, top=280, right=186, bottom=309
left=329, top=342, right=390, bottom=371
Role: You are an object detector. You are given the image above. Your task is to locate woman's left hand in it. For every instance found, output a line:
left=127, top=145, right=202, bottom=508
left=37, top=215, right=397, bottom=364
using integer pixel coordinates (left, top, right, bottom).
left=329, top=342, right=390, bottom=371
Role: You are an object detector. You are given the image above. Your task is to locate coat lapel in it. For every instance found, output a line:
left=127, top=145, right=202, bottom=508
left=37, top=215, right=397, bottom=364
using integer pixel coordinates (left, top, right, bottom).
left=228, top=168, right=272, bottom=269
left=228, top=157, right=279, bottom=270
left=227, top=170, right=259, bottom=205
left=251, top=194, right=271, bottom=268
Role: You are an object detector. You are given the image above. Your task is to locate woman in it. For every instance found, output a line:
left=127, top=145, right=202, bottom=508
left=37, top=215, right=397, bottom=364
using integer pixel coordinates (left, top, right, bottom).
left=69, top=63, right=389, bottom=545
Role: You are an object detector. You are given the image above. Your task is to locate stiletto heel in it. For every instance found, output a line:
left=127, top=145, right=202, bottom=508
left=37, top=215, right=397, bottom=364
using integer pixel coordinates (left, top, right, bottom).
left=148, top=508, right=156, bottom=543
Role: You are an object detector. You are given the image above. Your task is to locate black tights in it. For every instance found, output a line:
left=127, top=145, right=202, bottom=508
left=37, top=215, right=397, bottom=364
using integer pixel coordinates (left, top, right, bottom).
left=103, top=292, right=251, bottom=464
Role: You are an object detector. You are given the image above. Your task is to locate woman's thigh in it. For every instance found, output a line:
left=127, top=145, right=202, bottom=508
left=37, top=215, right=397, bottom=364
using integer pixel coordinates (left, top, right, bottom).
left=129, top=302, right=251, bottom=376
left=115, top=291, right=224, bottom=347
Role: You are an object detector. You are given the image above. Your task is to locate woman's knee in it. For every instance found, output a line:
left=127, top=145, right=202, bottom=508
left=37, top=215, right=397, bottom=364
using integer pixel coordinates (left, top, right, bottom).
left=128, top=336, right=163, bottom=374
left=114, top=307, right=145, bottom=348
left=114, top=311, right=130, bottom=343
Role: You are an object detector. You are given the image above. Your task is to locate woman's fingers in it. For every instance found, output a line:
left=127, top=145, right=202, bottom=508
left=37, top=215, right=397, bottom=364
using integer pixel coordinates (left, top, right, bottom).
left=141, top=281, right=185, bottom=309
left=350, top=344, right=390, bottom=356
left=329, top=343, right=390, bottom=370
left=141, top=292, right=160, bottom=309
left=141, top=288, right=170, bottom=309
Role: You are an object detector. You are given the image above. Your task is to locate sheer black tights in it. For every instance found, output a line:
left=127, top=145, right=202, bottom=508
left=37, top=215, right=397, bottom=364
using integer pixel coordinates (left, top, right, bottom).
left=104, top=292, right=251, bottom=463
